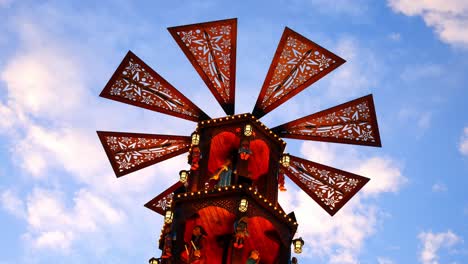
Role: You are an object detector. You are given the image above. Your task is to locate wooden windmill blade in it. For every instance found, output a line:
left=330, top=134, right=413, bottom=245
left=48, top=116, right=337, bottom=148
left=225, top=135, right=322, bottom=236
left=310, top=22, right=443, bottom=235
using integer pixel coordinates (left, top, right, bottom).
left=168, top=18, right=237, bottom=115
left=100, top=51, right=210, bottom=122
left=280, top=155, right=369, bottom=216
left=252, top=27, right=346, bottom=119
left=271, top=94, right=382, bottom=147
left=145, top=181, right=184, bottom=215
left=97, top=131, right=191, bottom=177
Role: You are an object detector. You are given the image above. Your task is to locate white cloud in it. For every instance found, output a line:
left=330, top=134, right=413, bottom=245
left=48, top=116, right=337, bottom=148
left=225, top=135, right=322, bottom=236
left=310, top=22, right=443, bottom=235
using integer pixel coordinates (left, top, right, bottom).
left=0, top=16, right=102, bottom=181
left=280, top=190, right=376, bottom=264
left=280, top=141, right=406, bottom=263
left=300, top=142, right=343, bottom=166
left=377, top=257, right=395, bottom=264
left=32, top=230, right=74, bottom=251
left=459, top=127, right=468, bottom=156
left=388, top=0, right=468, bottom=48
left=418, top=230, right=461, bottom=264
left=1, top=190, right=26, bottom=218
left=432, top=183, right=448, bottom=192
left=0, top=103, right=16, bottom=131
left=13, top=125, right=106, bottom=180
left=300, top=142, right=406, bottom=197
left=329, top=250, right=359, bottom=264
left=0, top=6, right=192, bottom=257
left=1, top=48, right=89, bottom=118
left=14, top=138, right=48, bottom=179
left=12, top=122, right=184, bottom=195
left=24, top=188, right=126, bottom=251
left=356, top=157, right=406, bottom=196
left=326, top=37, right=378, bottom=102
left=1, top=2, right=189, bottom=183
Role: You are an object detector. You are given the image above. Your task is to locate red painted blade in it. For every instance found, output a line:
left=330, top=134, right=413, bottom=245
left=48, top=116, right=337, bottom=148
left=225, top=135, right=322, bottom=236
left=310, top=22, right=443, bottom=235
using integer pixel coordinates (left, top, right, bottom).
left=252, top=27, right=345, bottom=118
left=281, top=155, right=369, bottom=216
left=97, top=131, right=191, bottom=177
left=168, top=18, right=237, bottom=115
left=100, top=51, right=210, bottom=122
left=272, top=94, right=381, bottom=147
left=145, top=181, right=184, bottom=215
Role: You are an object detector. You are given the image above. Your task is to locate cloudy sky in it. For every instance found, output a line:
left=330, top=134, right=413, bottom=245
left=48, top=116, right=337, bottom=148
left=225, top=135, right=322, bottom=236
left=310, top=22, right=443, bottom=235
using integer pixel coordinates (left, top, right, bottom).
left=1, top=0, right=467, bottom=263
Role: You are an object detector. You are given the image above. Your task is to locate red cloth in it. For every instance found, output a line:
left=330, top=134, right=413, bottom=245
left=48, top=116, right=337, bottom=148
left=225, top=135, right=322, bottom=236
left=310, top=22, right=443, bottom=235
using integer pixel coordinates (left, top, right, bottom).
left=208, top=132, right=239, bottom=174
left=207, top=132, right=270, bottom=181
left=247, top=139, right=270, bottom=180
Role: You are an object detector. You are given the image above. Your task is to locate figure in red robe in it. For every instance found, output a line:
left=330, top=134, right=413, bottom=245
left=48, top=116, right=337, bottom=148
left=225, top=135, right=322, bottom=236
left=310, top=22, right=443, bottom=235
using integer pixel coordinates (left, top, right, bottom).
left=161, top=225, right=173, bottom=259
left=238, top=139, right=252, bottom=161
left=181, top=225, right=207, bottom=263
left=233, top=217, right=249, bottom=249
left=189, top=146, right=202, bottom=170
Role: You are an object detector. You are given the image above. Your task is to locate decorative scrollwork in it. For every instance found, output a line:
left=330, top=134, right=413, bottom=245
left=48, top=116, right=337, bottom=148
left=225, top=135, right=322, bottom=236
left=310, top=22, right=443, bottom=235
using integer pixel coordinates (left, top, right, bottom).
left=253, top=27, right=345, bottom=118
left=169, top=18, right=237, bottom=115
left=100, top=51, right=209, bottom=122
left=272, top=94, right=381, bottom=147
left=97, top=131, right=191, bottom=177
left=281, top=155, right=369, bottom=216
left=145, top=182, right=184, bottom=215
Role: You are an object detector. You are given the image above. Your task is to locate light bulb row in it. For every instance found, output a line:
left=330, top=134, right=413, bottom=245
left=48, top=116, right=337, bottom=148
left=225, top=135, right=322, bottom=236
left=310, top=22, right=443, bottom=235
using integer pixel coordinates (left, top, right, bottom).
left=195, top=114, right=286, bottom=145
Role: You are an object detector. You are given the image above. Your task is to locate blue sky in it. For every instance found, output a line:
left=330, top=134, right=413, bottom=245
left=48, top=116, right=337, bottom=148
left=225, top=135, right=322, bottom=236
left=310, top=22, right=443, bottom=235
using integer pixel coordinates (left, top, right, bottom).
left=0, top=0, right=467, bottom=263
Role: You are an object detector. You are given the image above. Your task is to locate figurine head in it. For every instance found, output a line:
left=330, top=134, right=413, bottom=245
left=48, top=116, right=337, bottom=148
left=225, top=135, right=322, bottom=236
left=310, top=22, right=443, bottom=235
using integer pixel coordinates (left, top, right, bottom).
left=249, top=249, right=260, bottom=260
left=238, top=216, right=248, bottom=224
left=192, top=146, right=201, bottom=155
left=192, top=225, right=207, bottom=236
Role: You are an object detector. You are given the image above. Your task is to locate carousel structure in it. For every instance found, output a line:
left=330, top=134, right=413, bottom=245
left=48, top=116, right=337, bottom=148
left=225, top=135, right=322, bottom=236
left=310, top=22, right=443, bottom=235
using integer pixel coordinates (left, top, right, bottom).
left=97, top=18, right=381, bottom=264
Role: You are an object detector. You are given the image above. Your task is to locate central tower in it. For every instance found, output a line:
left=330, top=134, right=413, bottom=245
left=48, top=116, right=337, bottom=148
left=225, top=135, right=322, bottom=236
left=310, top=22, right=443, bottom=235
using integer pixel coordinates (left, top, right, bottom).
left=146, top=114, right=296, bottom=263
